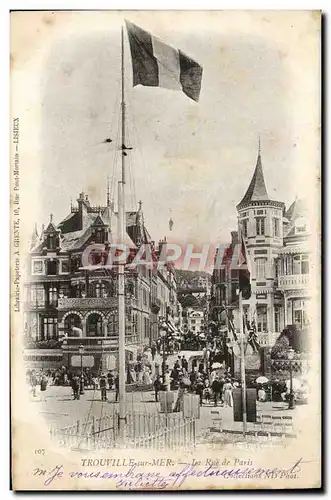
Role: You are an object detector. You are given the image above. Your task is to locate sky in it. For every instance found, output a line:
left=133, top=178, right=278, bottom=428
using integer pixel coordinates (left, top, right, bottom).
left=12, top=10, right=320, bottom=249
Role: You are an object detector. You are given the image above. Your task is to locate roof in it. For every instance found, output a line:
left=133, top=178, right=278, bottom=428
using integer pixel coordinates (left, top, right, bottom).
left=285, top=198, right=308, bottom=221
left=278, top=244, right=309, bottom=255
left=30, top=204, right=145, bottom=254
left=237, top=152, right=270, bottom=208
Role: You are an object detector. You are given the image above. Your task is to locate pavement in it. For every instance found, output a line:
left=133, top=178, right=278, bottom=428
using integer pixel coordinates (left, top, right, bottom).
left=31, top=384, right=305, bottom=438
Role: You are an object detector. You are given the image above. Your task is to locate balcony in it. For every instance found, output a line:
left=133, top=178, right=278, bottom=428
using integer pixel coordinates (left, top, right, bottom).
left=24, top=301, right=58, bottom=311
left=61, top=335, right=139, bottom=350
left=57, top=296, right=138, bottom=311
left=277, top=274, right=309, bottom=290
left=57, top=297, right=118, bottom=310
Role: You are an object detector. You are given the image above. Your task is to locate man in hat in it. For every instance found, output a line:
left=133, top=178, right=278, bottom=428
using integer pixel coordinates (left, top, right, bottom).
left=99, top=373, right=107, bottom=401
left=211, top=375, right=223, bottom=407
left=195, top=374, right=205, bottom=406
left=153, top=375, right=162, bottom=402
left=71, top=374, right=80, bottom=400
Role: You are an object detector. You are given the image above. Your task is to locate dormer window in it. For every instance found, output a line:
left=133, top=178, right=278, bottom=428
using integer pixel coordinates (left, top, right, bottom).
left=295, top=217, right=307, bottom=234
left=94, top=229, right=106, bottom=244
left=47, top=234, right=57, bottom=250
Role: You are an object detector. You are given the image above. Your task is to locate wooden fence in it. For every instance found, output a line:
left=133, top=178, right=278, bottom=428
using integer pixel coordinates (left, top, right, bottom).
left=50, top=411, right=196, bottom=451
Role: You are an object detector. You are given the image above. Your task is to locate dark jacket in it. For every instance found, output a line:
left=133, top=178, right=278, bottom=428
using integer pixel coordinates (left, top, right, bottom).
left=195, top=380, right=204, bottom=394
left=99, top=376, right=107, bottom=389
left=154, top=378, right=162, bottom=391
left=40, top=377, right=47, bottom=391
left=212, top=379, right=222, bottom=393
left=71, top=376, right=80, bottom=390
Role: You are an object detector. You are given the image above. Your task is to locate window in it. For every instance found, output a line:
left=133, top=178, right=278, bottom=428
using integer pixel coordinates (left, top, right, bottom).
left=132, top=314, right=138, bottom=335
left=46, top=260, right=57, bottom=275
left=31, top=286, right=44, bottom=306
left=48, top=287, right=57, bottom=306
left=274, top=258, right=279, bottom=278
left=94, top=229, right=106, bottom=244
left=94, top=282, right=107, bottom=298
left=71, top=256, right=81, bottom=272
left=231, top=282, right=238, bottom=302
left=33, top=260, right=43, bottom=274
left=42, top=317, right=57, bottom=339
left=255, top=258, right=266, bottom=280
left=107, top=313, right=118, bottom=336
left=61, top=261, right=69, bottom=273
left=274, top=307, right=280, bottom=333
left=46, top=234, right=57, bottom=250
left=242, top=219, right=248, bottom=238
left=143, top=289, right=149, bottom=306
left=273, top=218, right=280, bottom=237
left=256, top=217, right=265, bottom=236
left=192, top=326, right=195, bottom=331
left=293, top=254, right=309, bottom=275
left=257, top=306, right=267, bottom=333
left=191, top=319, right=196, bottom=325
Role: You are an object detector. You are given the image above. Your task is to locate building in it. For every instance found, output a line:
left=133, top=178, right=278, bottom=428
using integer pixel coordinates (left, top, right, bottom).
left=276, top=198, right=311, bottom=329
left=211, top=146, right=311, bottom=348
left=23, top=192, right=178, bottom=371
left=184, top=309, right=205, bottom=334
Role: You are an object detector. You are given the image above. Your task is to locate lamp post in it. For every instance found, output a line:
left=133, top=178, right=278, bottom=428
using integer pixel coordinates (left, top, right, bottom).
left=288, top=347, right=295, bottom=410
left=159, top=322, right=168, bottom=390
left=78, top=344, right=84, bottom=395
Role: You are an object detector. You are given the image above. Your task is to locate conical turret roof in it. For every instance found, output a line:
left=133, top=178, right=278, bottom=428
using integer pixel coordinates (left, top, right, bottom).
left=237, top=150, right=270, bottom=209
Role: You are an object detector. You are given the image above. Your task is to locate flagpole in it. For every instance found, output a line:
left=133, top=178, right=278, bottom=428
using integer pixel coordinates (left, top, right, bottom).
left=238, top=221, right=248, bottom=436
left=118, top=24, right=126, bottom=441
left=239, top=289, right=247, bottom=436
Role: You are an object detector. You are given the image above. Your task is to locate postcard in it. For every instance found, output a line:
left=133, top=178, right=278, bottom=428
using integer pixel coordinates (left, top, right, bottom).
left=10, top=10, right=321, bottom=490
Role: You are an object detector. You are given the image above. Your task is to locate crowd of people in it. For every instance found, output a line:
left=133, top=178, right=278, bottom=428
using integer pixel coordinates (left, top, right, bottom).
left=154, top=354, right=240, bottom=409
left=27, top=343, right=296, bottom=409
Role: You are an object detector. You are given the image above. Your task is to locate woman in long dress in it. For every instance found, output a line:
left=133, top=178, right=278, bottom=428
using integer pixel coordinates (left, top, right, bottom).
left=143, top=365, right=152, bottom=385
left=223, top=379, right=233, bottom=407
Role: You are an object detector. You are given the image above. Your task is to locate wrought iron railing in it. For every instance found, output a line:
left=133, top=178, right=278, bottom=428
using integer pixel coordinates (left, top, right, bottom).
left=277, top=274, right=309, bottom=289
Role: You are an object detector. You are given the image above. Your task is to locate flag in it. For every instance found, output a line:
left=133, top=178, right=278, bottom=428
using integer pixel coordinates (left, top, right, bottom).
left=125, top=20, right=203, bottom=102
left=244, top=309, right=260, bottom=354
left=238, top=230, right=251, bottom=299
left=222, top=306, right=241, bottom=357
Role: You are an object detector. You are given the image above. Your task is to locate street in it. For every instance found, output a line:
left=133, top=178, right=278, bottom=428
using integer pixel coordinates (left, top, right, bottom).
left=31, top=383, right=304, bottom=441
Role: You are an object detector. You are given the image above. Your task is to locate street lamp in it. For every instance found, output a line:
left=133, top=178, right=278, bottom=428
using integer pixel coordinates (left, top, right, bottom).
left=159, top=322, right=168, bottom=390
left=288, top=347, right=295, bottom=410
left=78, top=344, right=84, bottom=395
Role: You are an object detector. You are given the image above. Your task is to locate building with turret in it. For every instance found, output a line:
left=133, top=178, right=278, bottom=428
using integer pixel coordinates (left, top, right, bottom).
left=23, top=192, right=178, bottom=371
left=211, top=145, right=311, bottom=348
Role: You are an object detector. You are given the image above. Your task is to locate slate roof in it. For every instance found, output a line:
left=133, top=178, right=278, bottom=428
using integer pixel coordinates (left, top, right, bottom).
left=31, top=208, right=140, bottom=253
left=285, top=198, right=307, bottom=221
left=237, top=152, right=270, bottom=208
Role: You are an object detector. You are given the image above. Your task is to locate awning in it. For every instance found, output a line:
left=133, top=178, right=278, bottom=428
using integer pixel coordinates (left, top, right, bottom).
left=278, top=245, right=309, bottom=255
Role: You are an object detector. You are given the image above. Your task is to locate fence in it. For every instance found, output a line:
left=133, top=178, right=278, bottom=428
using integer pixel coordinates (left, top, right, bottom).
left=50, top=411, right=196, bottom=451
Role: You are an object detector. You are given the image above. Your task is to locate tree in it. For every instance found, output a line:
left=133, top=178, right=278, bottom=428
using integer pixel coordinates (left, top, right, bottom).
left=271, top=324, right=309, bottom=359
left=271, top=335, right=290, bottom=359
left=180, top=294, right=200, bottom=309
